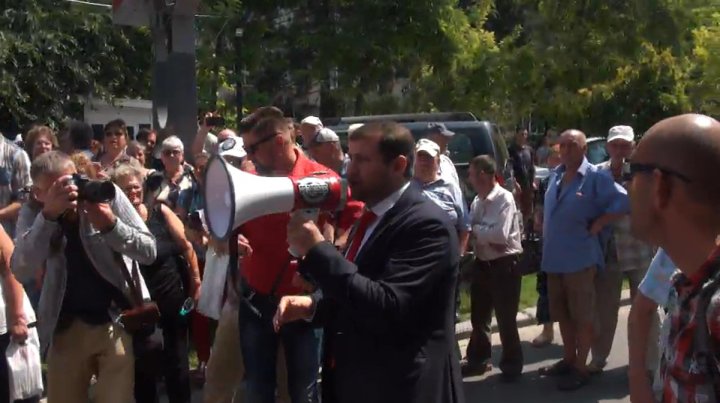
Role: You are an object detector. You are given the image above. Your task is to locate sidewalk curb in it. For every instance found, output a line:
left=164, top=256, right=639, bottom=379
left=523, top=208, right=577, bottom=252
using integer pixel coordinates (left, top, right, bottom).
left=455, top=289, right=632, bottom=340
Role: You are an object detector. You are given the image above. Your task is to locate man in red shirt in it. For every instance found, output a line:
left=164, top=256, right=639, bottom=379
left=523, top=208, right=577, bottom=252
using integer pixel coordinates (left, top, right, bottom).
left=629, top=114, right=720, bottom=402
left=238, top=115, right=338, bottom=403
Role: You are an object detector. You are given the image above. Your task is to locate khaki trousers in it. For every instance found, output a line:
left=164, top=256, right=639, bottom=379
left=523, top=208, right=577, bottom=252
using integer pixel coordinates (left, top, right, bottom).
left=47, top=319, right=134, bottom=403
left=204, top=303, right=290, bottom=403
left=592, top=267, right=660, bottom=370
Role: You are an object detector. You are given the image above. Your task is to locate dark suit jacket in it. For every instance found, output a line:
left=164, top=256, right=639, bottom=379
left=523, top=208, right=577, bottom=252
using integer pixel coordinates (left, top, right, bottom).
left=299, top=184, right=465, bottom=403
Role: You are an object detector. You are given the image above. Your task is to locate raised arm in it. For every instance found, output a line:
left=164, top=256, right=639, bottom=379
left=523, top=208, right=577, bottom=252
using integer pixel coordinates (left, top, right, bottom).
left=299, top=218, right=456, bottom=336
left=101, top=184, right=157, bottom=264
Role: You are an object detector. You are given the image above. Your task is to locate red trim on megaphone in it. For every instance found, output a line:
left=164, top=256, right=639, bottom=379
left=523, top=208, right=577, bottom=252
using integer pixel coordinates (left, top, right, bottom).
left=291, top=173, right=348, bottom=211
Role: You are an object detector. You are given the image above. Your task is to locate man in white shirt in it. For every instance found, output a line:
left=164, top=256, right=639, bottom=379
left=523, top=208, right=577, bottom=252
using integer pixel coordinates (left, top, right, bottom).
left=461, top=155, right=524, bottom=382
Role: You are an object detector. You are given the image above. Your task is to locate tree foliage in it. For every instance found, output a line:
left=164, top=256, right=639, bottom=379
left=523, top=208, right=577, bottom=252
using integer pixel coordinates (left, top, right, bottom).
left=2, top=0, right=719, bottom=135
left=0, top=0, right=151, bottom=131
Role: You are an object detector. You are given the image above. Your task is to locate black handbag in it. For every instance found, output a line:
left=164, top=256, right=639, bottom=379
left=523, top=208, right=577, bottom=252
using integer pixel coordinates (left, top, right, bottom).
left=517, top=232, right=542, bottom=276
left=112, top=254, right=164, bottom=374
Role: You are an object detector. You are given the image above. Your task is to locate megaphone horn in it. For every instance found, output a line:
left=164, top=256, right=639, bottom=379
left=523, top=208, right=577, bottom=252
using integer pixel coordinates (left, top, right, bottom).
left=203, top=157, right=349, bottom=240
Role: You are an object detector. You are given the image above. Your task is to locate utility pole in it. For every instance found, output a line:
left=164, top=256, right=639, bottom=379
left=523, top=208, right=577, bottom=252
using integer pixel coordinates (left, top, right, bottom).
left=113, top=0, right=200, bottom=154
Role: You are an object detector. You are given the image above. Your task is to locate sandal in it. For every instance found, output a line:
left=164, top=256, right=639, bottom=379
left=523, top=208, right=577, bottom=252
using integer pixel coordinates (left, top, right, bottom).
left=557, top=369, right=590, bottom=391
left=538, top=360, right=573, bottom=377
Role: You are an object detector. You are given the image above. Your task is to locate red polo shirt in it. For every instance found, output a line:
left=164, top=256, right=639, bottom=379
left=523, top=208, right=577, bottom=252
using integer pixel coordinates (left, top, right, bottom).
left=240, top=150, right=339, bottom=296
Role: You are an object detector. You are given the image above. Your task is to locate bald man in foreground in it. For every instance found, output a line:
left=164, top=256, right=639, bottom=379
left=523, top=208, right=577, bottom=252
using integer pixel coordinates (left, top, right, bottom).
left=628, top=114, right=720, bottom=402
left=539, top=130, right=629, bottom=391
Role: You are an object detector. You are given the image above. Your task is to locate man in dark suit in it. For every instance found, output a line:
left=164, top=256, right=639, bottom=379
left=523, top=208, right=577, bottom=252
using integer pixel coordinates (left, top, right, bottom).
left=274, top=121, right=465, bottom=403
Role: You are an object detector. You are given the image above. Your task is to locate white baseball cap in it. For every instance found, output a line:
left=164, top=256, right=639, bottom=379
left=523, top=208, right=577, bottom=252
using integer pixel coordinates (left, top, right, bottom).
left=347, top=123, right=364, bottom=136
left=301, top=116, right=323, bottom=128
left=218, top=137, right=247, bottom=159
left=310, top=128, right=339, bottom=145
left=416, top=138, right=441, bottom=157
left=607, top=125, right=635, bottom=143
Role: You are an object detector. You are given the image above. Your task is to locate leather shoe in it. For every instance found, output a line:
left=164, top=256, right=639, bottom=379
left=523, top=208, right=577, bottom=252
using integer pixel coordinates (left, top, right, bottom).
left=460, top=359, right=492, bottom=377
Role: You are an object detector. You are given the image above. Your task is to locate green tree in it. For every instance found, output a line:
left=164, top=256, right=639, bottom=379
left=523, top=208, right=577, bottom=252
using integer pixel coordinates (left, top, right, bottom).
left=0, top=0, right=152, bottom=129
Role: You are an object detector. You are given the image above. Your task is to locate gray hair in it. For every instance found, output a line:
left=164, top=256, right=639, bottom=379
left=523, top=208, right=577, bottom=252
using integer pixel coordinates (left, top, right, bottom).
left=30, top=151, right=74, bottom=182
left=126, top=140, right=146, bottom=155
left=470, top=154, right=497, bottom=175
left=161, top=135, right=184, bottom=152
left=110, top=158, right=145, bottom=184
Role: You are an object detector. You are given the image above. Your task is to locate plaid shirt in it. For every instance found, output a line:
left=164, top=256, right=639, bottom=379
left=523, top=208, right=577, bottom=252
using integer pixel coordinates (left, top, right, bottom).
left=596, top=161, right=655, bottom=272
left=658, top=246, right=720, bottom=403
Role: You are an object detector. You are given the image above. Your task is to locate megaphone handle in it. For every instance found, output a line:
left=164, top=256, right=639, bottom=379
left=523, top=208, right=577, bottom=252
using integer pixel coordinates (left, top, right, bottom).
left=288, top=209, right=320, bottom=258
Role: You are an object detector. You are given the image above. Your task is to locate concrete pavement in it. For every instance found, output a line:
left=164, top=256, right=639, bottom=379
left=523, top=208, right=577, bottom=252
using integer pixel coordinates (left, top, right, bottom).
left=45, top=290, right=634, bottom=402
left=461, top=304, right=632, bottom=402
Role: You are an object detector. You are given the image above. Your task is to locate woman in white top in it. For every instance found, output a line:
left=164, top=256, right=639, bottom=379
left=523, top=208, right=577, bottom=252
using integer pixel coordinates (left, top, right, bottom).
left=0, top=225, right=41, bottom=402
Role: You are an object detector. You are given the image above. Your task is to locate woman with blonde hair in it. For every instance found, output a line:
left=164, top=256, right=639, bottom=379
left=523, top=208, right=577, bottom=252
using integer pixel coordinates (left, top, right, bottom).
left=24, top=126, right=58, bottom=161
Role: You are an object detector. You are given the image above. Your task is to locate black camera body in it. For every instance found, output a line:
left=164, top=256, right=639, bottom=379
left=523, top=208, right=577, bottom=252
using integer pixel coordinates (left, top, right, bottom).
left=70, top=174, right=115, bottom=203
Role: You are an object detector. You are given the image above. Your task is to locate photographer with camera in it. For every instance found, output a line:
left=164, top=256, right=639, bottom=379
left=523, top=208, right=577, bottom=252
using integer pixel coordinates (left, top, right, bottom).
left=11, top=151, right=157, bottom=403
left=111, top=160, right=200, bottom=403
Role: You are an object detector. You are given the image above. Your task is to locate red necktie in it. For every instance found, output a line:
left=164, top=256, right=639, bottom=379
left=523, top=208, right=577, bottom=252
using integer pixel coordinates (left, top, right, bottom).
left=344, top=209, right=377, bottom=262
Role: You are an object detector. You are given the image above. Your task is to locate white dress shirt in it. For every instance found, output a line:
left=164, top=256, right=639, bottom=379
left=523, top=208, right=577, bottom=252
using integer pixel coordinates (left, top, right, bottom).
left=352, top=181, right=411, bottom=258
left=470, top=183, right=523, bottom=261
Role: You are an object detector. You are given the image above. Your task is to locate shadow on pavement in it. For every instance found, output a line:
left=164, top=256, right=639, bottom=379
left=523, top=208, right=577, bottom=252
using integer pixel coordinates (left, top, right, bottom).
left=483, top=341, right=565, bottom=366
left=464, top=364, right=630, bottom=402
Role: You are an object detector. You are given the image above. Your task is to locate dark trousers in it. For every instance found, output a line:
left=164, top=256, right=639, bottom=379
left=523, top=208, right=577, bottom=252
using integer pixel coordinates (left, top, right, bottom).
left=0, top=333, right=40, bottom=403
left=535, top=271, right=551, bottom=324
left=238, top=296, right=320, bottom=403
left=134, top=312, right=191, bottom=403
left=466, top=255, right=524, bottom=376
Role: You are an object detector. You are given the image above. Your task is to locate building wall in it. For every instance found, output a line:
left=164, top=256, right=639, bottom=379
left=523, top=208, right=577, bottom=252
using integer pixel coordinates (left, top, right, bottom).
left=83, top=98, right=153, bottom=139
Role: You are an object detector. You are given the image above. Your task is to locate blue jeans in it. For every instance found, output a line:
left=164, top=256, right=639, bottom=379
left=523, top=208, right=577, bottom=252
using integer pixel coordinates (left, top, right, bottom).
left=238, top=299, right=320, bottom=403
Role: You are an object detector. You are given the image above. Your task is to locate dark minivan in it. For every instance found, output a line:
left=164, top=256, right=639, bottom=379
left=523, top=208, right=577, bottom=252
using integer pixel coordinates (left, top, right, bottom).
left=325, top=112, right=509, bottom=202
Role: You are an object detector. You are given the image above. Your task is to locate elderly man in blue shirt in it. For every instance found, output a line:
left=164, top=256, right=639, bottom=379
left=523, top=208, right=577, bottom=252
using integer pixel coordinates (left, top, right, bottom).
left=539, top=130, right=629, bottom=391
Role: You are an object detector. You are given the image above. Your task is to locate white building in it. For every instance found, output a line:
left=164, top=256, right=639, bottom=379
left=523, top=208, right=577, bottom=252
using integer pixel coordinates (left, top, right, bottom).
left=83, top=97, right=153, bottom=139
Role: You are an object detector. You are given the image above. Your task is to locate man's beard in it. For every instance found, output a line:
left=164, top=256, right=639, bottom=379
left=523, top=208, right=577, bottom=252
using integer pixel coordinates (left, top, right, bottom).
left=253, top=160, right=273, bottom=176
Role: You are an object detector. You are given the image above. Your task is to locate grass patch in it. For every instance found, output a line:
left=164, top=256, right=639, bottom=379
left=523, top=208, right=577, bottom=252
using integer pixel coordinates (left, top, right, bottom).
left=458, top=274, right=538, bottom=321
left=458, top=272, right=632, bottom=321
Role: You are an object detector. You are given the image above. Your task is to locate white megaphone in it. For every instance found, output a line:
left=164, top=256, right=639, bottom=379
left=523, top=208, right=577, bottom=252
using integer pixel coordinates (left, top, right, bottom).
left=203, top=156, right=349, bottom=246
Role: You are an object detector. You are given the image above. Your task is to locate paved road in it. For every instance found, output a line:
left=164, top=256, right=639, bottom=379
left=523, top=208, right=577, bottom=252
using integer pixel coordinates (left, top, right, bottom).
left=461, top=305, right=632, bottom=403
left=50, top=305, right=632, bottom=402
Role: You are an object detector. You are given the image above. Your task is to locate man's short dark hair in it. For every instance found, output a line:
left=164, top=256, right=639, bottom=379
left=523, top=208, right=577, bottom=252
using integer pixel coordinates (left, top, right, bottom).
left=104, top=119, right=127, bottom=137
left=470, top=155, right=497, bottom=175
left=137, top=128, right=155, bottom=143
left=68, top=121, right=93, bottom=150
left=252, top=116, right=288, bottom=138
left=238, top=106, right=284, bottom=134
left=349, top=121, right=415, bottom=178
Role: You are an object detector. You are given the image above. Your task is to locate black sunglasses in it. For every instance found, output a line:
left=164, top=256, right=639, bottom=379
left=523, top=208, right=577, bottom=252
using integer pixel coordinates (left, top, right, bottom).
left=245, top=133, right=278, bottom=155
left=627, top=162, right=692, bottom=183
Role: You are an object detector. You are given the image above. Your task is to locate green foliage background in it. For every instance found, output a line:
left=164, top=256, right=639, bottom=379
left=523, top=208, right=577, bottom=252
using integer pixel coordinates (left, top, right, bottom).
left=1, top=0, right=719, bottom=134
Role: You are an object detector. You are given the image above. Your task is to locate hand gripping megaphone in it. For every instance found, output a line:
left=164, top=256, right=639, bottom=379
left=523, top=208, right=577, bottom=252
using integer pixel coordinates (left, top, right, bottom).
left=203, top=156, right=349, bottom=242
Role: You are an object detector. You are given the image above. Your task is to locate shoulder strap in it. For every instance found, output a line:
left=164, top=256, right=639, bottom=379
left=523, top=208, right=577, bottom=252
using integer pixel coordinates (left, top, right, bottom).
left=268, top=257, right=293, bottom=298
left=693, top=266, right=720, bottom=389
left=111, top=252, right=144, bottom=307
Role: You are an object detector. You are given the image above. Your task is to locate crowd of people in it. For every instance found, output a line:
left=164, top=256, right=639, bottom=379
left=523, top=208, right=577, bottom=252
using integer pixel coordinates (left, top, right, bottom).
left=0, top=107, right=715, bottom=403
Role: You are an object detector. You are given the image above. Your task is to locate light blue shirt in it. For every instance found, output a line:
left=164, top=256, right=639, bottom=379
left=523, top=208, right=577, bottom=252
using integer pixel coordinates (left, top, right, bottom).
left=413, top=178, right=470, bottom=232
left=541, top=158, right=629, bottom=273
left=638, top=249, right=677, bottom=307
